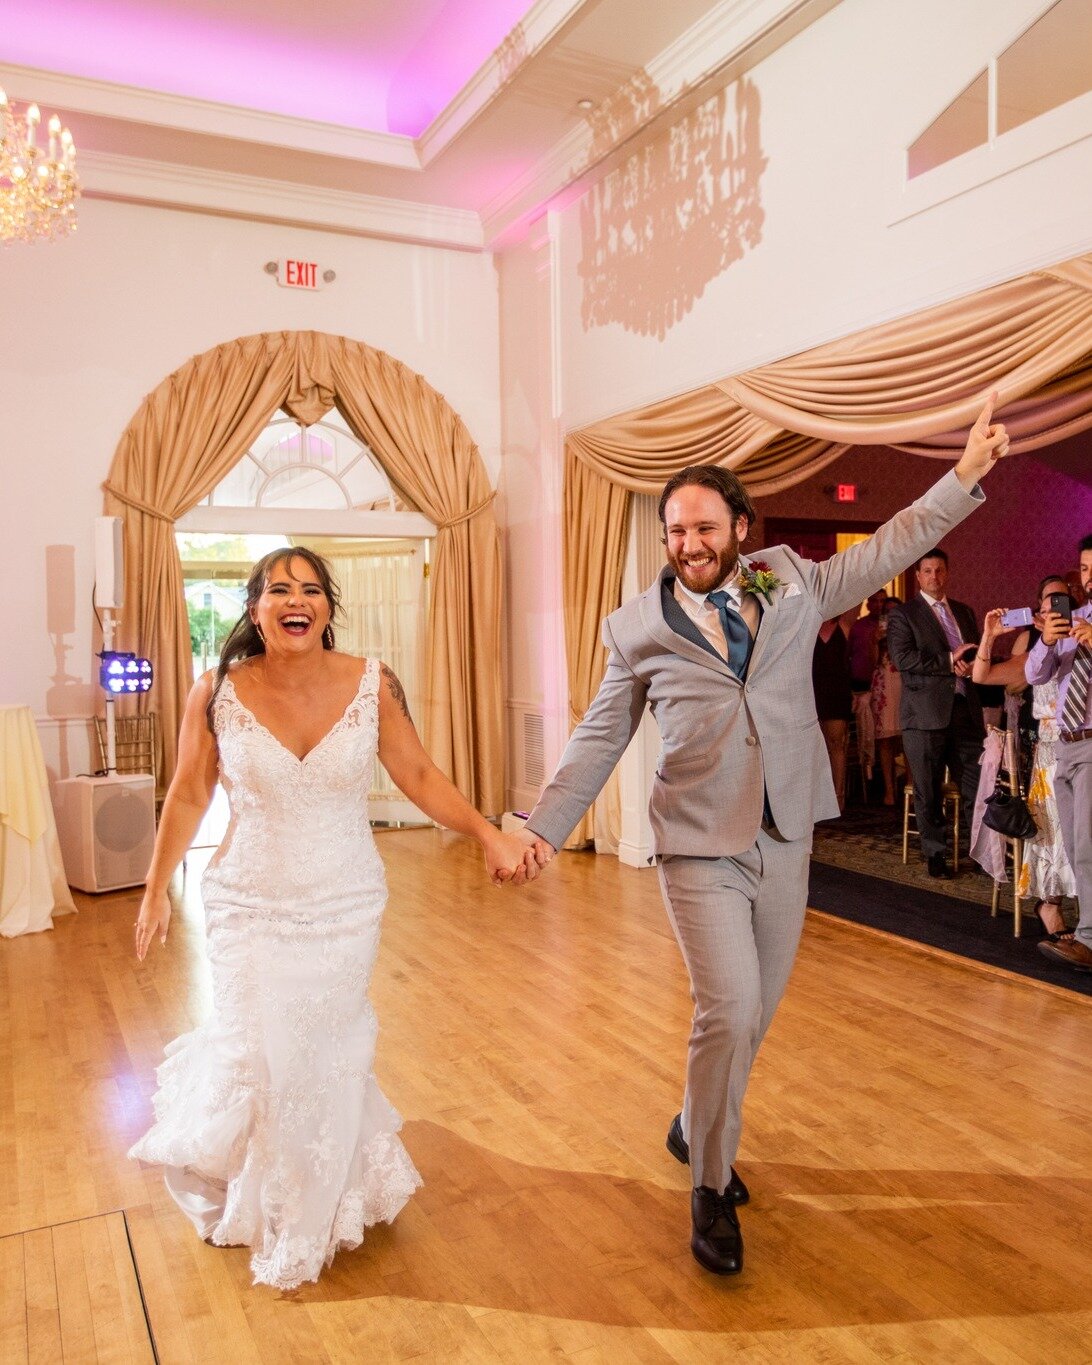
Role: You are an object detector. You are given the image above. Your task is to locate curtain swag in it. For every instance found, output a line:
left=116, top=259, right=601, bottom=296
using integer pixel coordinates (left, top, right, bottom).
left=560, top=251, right=1092, bottom=841
left=102, top=330, right=504, bottom=814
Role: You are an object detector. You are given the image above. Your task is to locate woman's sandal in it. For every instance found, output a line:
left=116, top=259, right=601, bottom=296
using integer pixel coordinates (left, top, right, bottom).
left=1035, top=900, right=1074, bottom=942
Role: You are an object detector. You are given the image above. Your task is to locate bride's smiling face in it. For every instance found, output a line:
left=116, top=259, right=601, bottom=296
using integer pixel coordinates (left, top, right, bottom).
left=251, top=555, right=332, bottom=653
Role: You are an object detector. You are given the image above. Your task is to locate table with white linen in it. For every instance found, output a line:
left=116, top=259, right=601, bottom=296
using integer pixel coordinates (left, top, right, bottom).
left=0, top=706, right=77, bottom=936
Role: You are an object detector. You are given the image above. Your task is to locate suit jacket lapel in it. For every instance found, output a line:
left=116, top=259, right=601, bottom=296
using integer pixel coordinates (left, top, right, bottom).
left=641, top=571, right=736, bottom=680
left=741, top=561, right=775, bottom=675
left=914, top=594, right=952, bottom=653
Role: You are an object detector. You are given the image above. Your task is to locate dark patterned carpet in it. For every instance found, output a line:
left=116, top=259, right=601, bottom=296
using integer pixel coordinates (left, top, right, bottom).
left=808, top=803, right=1088, bottom=996
left=811, top=802, right=997, bottom=909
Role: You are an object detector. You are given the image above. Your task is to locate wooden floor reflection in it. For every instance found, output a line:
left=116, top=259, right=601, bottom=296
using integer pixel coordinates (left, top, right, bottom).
left=2, top=828, right=1090, bottom=1362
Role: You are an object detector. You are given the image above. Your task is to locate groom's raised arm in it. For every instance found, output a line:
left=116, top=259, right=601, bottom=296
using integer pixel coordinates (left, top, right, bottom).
left=805, top=469, right=984, bottom=620
left=522, top=618, right=649, bottom=854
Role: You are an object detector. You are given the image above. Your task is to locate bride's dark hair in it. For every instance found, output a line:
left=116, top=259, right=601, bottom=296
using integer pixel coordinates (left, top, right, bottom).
left=205, top=547, right=342, bottom=731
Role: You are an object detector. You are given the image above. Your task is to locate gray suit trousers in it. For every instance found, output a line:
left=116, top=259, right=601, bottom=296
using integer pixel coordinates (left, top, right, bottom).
left=656, top=827, right=811, bottom=1191
left=1054, top=736, right=1092, bottom=949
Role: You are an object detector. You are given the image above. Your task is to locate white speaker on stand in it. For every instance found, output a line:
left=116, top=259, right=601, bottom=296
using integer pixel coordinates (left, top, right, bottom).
left=56, top=516, right=157, bottom=893
left=53, top=773, right=156, bottom=893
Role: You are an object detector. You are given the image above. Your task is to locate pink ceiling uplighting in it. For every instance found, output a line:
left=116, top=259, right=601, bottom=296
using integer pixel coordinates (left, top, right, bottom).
left=0, top=0, right=538, bottom=136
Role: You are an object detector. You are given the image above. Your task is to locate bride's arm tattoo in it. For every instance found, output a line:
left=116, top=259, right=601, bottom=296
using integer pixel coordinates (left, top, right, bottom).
left=381, top=663, right=412, bottom=721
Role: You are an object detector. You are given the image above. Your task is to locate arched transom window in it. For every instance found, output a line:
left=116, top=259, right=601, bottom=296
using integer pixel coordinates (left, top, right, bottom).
left=199, top=408, right=401, bottom=513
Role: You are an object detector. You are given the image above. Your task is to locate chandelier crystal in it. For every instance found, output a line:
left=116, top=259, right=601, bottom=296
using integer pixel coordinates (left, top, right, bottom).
left=0, top=89, right=80, bottom=244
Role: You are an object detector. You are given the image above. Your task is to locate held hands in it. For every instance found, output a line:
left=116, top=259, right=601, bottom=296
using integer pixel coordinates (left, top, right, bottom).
left=953, top=392, right=1010, bottom=489
left=482, top=827, right=555, bottom=887
left=134, top=889, right=171, bottom=961
left=1072, top=617, right=1092, bottom=649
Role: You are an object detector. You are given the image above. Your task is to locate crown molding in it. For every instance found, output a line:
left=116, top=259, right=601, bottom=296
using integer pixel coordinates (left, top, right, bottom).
left=79, top=150, right=483, bottom=249
left=0, top=62, right=420, bottom=168
left=2, top=0, right=837, bottom=247
left=650, top=0, right=828, bottom=90
left=416, top=0, right=589, bottom=166
left=479, top=0, right=838, bottom=244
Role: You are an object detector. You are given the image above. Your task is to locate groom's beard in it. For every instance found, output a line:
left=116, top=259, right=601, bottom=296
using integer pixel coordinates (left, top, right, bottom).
left=667, top=540, right=739, bottom=594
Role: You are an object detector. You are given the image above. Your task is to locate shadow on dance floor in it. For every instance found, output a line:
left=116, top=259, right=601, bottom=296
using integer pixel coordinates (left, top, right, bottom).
left=293, top=1121, right=1085, bottom=1330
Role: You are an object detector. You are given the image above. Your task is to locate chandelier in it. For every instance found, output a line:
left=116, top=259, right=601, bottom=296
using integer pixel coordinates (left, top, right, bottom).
left=0, top=89, right=79, bottom=244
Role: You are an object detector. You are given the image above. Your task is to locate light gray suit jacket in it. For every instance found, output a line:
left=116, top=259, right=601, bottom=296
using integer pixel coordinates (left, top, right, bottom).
left=526, top=470, right=983, bottom=856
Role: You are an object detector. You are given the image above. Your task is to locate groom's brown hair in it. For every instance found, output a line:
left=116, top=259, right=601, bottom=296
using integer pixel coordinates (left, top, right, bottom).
left=658, top=465, right=757, bottom=531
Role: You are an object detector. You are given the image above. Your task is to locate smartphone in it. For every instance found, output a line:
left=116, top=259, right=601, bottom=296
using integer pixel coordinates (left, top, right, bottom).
left=1049, top=592, right=1073, bottom=621
left=1000, top=607, right=1034, bottom=629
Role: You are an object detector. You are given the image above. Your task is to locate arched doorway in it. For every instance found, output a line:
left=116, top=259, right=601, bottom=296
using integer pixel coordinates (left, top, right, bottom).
left=102, top=330, right=504, bottom=813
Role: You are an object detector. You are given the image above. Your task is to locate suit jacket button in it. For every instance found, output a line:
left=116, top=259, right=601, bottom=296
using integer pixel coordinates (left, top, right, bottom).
left=745, top=735, right=758, bottom=747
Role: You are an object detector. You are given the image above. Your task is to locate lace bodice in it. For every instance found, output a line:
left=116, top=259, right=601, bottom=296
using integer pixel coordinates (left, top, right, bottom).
left=203, top=661, right=386, bottom=922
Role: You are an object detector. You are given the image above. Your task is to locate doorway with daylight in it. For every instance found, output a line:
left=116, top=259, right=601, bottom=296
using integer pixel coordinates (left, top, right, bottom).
left=176, top=405, right=435, bottom=843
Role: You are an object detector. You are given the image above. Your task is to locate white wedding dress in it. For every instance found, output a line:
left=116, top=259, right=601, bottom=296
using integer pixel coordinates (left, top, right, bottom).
left=129, top=659, right=421, bottom=1290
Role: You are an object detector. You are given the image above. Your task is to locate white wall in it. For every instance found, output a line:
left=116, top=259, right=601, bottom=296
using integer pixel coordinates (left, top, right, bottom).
left=499, top=0, right=1092, bottom=813
left=559, top=0, right=1092, bottom=428
left=497, top=218, right=569, bottom=809
left=1, top=196, right=501, bottom=780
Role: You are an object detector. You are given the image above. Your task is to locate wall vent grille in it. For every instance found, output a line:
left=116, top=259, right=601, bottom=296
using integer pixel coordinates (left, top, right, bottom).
left=522, top=711, right=545, bottom=789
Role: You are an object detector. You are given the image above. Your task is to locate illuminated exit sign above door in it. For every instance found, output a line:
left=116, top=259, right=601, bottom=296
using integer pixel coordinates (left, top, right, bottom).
left=278, top=259, right=322, bottom=289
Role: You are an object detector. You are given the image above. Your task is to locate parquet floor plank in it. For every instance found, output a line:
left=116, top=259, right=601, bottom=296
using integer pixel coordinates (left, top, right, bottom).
left=22, top=1226, right=62, bottom=1365
left=0, top=1215, right=154, bottom=1365
left=0, top=1224, right=28, bottom=1362
left=52, top=1217, right=99, bottom=1361
left=2, top=828, right=1091, bottom=1361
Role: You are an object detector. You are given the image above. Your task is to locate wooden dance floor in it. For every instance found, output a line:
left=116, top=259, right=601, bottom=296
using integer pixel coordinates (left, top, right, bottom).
left=2, top=828, right=1091, bottom=1362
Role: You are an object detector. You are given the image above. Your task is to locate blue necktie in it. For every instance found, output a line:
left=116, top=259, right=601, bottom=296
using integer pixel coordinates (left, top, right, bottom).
left=707, top=590, right=751, bottom=678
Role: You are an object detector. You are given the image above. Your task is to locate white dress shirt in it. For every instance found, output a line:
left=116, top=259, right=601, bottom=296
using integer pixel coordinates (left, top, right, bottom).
left=674, top=569, right=758, bottom=658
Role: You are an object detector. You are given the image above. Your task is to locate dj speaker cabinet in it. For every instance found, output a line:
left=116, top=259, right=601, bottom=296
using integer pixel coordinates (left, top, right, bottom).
left=53, top=773, right=155, bottom=893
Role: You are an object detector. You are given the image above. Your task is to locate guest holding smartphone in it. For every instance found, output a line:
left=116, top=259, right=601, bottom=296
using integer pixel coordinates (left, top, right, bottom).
left=973, top=578, right=1077, bottom=940
left=1024, top=536, right=1092, bottom=969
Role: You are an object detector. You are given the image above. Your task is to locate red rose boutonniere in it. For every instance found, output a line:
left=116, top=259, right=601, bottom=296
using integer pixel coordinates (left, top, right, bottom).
left=738, top=560, right=783, bottom=605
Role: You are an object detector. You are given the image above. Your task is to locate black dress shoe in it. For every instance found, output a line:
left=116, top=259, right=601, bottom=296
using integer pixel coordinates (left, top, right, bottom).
left=927, top=852, right=952, bottom=879
left=691, top=1186, right=744, bottom=1275
left=666, top=1115, right=749, bottom=1204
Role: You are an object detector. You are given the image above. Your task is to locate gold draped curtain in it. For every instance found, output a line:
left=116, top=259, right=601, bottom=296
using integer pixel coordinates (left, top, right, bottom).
left=562, top=253, right=1092, bottom=841
left=102, top=330, right=504, bottom=812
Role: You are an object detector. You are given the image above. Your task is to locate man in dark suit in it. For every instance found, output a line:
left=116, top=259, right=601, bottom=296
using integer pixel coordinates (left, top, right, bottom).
left=887, top=548, right=983, bottom=877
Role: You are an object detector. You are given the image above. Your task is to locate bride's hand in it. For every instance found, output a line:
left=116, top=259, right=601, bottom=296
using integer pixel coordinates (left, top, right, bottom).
left=482, top=829, right=540, bottom=887
left=135, top=889, right=171, bottom=960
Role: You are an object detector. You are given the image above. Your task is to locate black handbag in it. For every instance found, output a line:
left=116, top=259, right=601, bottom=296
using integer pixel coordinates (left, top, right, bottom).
left=981, top=773, right=1037, bottom=840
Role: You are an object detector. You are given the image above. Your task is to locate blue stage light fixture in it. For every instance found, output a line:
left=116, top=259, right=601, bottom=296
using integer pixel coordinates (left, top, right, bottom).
left=98, top=651, right=153, bottom=694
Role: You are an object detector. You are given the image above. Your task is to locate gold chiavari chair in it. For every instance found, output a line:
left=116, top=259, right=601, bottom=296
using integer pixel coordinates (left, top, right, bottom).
left=902, top=768, right=961, bottom=873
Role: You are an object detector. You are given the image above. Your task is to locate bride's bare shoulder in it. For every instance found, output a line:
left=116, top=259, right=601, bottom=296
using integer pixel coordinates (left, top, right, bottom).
left=328, top=650, right=368, bottom=678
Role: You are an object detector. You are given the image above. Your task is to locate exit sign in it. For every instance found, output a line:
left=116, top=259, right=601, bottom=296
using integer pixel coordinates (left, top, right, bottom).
left=836, top=483, right=858, bottom=503
left=277, top=259, right=323, bottom=290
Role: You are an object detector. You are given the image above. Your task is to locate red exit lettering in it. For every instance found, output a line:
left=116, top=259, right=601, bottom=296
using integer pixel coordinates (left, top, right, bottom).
left=836, top=483, right=857, bottom=503
left=277, top=259, right=322, bottom=290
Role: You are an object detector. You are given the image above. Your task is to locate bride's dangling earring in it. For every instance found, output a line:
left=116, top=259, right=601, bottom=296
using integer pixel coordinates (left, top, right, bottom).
left=324, top=625, right=335, bottom=650
left=254, top=621, right=266, bottom=646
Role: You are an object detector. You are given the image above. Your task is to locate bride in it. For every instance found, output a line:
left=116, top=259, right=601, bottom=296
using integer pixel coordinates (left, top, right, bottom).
left=129, top=547, right=540, bottom=1290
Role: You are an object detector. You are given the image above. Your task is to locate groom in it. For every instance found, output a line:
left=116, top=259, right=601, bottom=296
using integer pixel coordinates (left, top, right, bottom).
left=518, top=397, right=1009, bottom=1274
